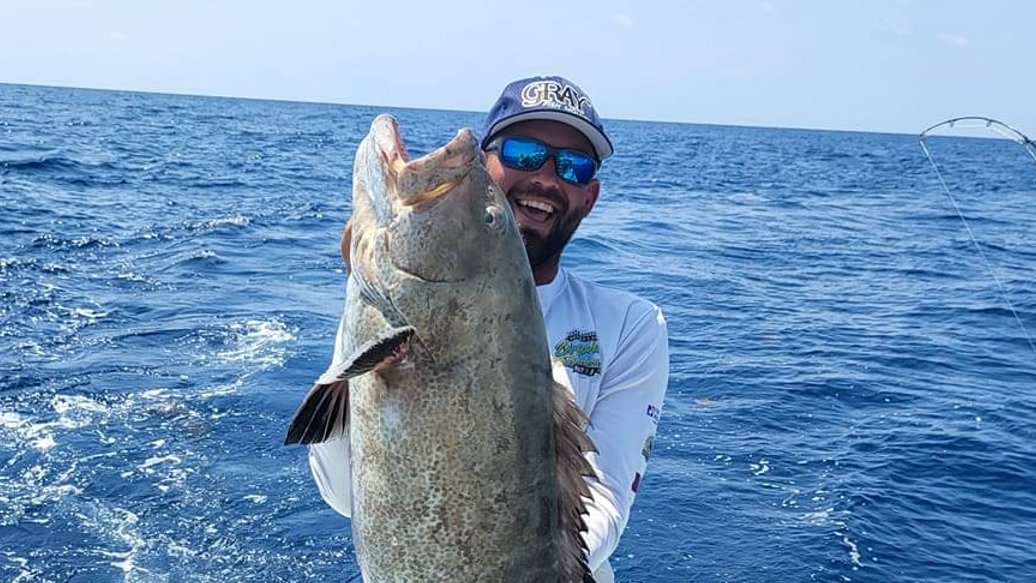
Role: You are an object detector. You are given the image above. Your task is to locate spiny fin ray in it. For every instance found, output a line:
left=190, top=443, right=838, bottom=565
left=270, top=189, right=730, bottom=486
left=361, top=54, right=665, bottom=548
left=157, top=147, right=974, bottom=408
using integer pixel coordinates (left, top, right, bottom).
left=284, top=326, right=415, bottom=445
left=552, top=381, right=599, bottom=583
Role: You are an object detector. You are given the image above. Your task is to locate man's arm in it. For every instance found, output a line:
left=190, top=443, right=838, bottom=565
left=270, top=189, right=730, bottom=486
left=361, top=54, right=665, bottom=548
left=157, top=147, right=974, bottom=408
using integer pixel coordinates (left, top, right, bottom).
left=307, top=280, right=672, bottom=566
left=309, top=436, right=352, bottom=517
left=580, top=303, right=669, bottom=570
left=307, top=301, right=354, bottom=518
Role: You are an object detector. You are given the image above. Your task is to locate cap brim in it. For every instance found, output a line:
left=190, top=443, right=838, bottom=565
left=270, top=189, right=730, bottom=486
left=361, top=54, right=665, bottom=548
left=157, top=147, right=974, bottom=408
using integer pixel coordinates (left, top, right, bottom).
left=482, top=110, right=613, bottom=161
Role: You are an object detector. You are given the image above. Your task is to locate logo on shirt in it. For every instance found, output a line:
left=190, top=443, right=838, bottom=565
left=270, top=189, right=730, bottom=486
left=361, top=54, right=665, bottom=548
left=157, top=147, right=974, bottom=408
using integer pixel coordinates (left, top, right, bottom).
left=552, top=329, right=601, bottom=377
left=646, top=404, right=660, bottom=424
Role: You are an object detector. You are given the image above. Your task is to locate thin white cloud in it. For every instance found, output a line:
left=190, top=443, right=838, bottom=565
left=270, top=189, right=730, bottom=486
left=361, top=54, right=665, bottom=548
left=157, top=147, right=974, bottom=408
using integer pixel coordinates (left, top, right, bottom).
left=881, top=18, right=911, bottom=37
left=111, top=31, right=131, bottom=42
left=759, top=1, right=778, bottom=13
left=939, top=32, right=970, bottom=47
left=612, top=13, right=635, bottom=29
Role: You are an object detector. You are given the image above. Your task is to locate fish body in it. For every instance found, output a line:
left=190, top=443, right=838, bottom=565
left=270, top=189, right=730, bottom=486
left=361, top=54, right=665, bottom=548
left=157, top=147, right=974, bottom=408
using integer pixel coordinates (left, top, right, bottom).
left=286, top=115, right=595, bottom=583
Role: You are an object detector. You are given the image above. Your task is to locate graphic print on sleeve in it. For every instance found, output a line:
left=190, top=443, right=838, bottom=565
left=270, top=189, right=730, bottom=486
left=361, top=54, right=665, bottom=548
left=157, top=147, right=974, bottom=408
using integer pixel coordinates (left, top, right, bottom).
left=552, top=329, right=601, bottom=377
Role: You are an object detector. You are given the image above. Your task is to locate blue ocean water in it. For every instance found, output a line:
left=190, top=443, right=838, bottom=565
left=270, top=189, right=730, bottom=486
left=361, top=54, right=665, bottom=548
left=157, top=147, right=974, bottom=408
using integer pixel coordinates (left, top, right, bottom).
left=2, top=83, right=1035, bottom=583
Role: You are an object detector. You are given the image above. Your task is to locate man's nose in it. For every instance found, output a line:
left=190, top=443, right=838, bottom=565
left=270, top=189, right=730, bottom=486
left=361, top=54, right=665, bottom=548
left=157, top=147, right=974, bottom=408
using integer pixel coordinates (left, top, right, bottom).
left=529, top=156, right=563, bottom=189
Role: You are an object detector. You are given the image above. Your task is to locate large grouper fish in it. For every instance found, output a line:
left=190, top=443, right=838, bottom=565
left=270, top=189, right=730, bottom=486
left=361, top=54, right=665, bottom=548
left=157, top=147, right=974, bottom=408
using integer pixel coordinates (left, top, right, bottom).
left=285, top=114, right=598, bottom=583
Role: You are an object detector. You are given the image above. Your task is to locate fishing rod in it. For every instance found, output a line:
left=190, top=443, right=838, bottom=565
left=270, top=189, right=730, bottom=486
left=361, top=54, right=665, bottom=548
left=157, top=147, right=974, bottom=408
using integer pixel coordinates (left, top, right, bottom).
left=918, top=116, right=1036, bottom=363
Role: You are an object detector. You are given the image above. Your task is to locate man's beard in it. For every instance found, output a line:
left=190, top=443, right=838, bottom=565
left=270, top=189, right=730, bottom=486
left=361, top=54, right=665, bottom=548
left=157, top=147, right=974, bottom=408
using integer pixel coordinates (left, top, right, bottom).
left=506, top=182, right=584, bottom=269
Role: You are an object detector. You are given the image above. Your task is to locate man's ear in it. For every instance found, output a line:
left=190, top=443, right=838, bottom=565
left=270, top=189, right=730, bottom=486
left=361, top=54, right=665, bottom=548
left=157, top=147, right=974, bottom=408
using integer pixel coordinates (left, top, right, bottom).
left=582, top=179, right=601, bottom=218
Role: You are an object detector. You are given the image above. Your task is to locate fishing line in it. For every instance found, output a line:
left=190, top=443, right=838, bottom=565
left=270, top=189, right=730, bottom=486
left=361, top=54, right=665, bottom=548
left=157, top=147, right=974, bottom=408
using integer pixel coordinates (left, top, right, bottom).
left=918, top=116, right=1036, bottom=363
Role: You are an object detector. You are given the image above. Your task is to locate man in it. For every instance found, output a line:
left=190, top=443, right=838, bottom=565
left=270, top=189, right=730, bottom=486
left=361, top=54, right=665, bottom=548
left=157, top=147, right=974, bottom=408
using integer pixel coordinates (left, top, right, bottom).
left=309, top=76, right=669, bottom=583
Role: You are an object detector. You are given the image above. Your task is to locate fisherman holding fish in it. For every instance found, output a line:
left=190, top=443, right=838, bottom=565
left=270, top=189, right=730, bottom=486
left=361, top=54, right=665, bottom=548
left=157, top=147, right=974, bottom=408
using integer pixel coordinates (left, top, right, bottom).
left=305, top=76, right=669, bottom=583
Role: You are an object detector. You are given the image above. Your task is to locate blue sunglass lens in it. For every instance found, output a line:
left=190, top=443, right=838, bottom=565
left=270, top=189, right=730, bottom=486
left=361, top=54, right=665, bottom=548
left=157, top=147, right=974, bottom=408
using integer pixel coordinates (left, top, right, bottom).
left=555, top=151, right=597, bottom=185
left=498, top=138, right=597, bottom=186
left=500, top=139, right=548, bottom=171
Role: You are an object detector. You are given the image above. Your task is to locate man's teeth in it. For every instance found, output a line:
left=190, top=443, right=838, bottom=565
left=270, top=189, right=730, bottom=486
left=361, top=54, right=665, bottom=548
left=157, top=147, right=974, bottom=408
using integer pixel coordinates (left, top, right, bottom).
left=516, top=199, right=555, bottom=214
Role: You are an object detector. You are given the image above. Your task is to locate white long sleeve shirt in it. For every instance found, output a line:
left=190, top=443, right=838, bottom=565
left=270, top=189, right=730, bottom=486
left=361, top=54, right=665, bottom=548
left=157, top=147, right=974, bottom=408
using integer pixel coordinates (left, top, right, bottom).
left=308, top=267, right=670, bottom=583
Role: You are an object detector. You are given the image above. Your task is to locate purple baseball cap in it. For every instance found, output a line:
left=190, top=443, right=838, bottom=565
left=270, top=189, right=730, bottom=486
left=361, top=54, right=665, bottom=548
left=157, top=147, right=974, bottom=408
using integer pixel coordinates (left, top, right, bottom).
left=480, top=76, right=614, bottom=161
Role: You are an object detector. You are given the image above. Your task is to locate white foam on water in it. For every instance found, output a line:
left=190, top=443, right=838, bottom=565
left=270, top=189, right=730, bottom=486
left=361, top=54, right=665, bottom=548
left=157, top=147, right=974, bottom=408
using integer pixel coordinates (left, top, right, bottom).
left=166, top=542, right=195, bottom=558
left=31, top=483, right=83, bottom=506
left=3, top=409, right=61, bottom=454
left=5, top=395, right=115, bottom=451
left=136, top=451, right=196, bottom=493
left=0, top=320, right=304, bottom=582
left=750, top=459, right=770, bottom=476
left=74, top=307, right=108, bottom=319
left=117, top=271, right=149, bottom=282
left=0, top=474, right=84, bottom=528
left=139, top=454, right=182, bottom=471
left=14, top=339, right=46, bottom=356
left=0, top=410, right=25, bottom=429
left=216, top=318, right=295, bottom=369
left=82, top=505, right=150, bottom=582
left=840, top=531, right=863, bottom=568
left=0, top=382, right=230, bottom=581
left=139, top=388, right=170, bottom=400
left=799, top=507, right=833, bottom=526
left=194, top=215, right=251, bottom=231
left=779, top=489, right=801, bottom=508
left=4, top=554, right=40, bottom=583
left=831, top=518, right=864, bottom=569
left=52, top=394, right=108, bottom=416
left=197, top=381, right=243, bottom=399
left=32, top=435, right=57, bottom=451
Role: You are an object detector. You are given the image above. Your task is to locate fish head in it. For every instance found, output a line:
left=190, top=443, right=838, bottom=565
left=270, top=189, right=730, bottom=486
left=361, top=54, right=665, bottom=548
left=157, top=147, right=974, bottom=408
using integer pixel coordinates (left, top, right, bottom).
left=354, top=114, right=522, bottom=285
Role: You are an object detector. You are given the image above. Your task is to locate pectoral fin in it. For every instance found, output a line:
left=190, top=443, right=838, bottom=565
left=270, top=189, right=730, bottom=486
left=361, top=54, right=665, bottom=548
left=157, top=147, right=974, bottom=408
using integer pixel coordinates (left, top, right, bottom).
left=552, top=381, right=599, bottom=583
left=284, top=326, right=415, bottom=445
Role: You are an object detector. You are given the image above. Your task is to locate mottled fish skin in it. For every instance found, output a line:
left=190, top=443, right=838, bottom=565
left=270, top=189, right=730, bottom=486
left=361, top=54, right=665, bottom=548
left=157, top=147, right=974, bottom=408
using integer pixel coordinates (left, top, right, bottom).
left=341, top=115, right=591, bottom=583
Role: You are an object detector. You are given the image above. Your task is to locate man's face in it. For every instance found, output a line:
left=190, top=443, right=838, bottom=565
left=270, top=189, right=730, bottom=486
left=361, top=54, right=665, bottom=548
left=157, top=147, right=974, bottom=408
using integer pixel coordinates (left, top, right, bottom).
left=484, top=120, right=601, bottom=269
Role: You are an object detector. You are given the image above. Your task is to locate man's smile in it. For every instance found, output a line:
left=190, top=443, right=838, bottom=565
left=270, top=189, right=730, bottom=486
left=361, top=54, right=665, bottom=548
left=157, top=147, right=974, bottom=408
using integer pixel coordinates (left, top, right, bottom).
left=512, top=196, right=559, bottom=227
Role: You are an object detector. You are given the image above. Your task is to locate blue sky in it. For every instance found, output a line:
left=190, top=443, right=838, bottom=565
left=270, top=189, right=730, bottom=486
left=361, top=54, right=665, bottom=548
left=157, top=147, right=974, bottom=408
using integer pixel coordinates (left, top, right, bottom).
left=1, top=0, right=1032, bottom=134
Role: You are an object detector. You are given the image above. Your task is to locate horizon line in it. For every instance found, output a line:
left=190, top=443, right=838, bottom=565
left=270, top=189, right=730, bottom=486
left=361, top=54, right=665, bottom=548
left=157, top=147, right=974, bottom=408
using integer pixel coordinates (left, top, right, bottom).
left=1, top=80, right=989, bottom=140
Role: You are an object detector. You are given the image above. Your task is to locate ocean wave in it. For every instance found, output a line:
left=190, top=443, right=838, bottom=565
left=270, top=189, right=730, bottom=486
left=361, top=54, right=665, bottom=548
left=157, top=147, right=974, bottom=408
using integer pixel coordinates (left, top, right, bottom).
left=0, top=148, right=63, bottom=168
left=0, top=150, right=121, bottom=181
left=28, top=232, right=121, bottom=251
left=0, top=257, right=38, bottom=272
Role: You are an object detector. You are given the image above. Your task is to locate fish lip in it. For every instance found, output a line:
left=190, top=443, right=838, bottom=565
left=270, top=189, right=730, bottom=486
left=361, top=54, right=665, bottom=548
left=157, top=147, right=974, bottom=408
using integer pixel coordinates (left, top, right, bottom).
left=371, top=115, right=479, bottom=206
left=400, top=168, right=473, bottom=208
left=412, top=127, right=478, bottom=169
left=370, top=114, right=410, bottom=171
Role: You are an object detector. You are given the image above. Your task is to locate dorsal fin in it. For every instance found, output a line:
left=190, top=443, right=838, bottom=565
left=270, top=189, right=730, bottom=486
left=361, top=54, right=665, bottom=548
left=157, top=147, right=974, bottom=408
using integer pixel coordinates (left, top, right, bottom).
left=552, top=381, right=599, bottom=583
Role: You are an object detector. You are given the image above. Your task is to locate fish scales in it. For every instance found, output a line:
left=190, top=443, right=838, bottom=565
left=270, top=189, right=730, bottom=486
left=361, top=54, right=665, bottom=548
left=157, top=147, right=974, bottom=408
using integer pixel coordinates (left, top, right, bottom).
left=286, top=115, right=597, bottom=583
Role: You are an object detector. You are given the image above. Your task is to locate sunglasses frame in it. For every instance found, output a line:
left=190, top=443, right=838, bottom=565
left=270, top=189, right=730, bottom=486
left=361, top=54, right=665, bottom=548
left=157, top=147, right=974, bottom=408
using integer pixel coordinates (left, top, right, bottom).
left=485, top=136, right=599, bottom=186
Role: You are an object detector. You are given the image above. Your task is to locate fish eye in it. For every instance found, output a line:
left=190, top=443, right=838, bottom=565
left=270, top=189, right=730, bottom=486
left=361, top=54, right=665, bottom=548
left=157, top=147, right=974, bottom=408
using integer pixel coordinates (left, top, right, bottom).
left=484, top=207, right=505, bottom=230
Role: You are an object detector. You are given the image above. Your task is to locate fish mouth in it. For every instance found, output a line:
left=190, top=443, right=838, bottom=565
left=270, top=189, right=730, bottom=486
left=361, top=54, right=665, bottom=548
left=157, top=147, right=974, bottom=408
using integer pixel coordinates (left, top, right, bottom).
left=370, top=114, right=477, bottom=207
